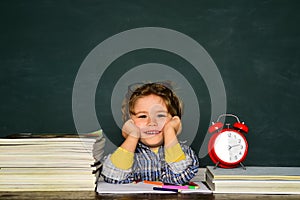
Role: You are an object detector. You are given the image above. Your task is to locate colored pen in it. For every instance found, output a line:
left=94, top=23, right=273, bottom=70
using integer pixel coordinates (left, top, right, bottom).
left=143, top=180, right=164, bottom=186
left=133, top=179, right=142, bottom=184
left=182, top=182, right=200, bottom=189
left=188, top=181, right=199, bottom=187
left=188, top=185, right=199, bottom=189
left=153, top=187, right=180, bottom=193
left=162, top=185, right=189, bottom=190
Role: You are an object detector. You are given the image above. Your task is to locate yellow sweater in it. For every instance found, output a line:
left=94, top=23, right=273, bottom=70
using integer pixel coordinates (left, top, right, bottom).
left=110, top=143, right=186, bottom=170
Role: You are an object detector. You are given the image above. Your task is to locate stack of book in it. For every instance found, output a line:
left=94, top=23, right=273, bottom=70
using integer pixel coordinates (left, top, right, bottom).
left=206, top=166, right=300, bottom=194
left=0, top=133, right=103, bottom=191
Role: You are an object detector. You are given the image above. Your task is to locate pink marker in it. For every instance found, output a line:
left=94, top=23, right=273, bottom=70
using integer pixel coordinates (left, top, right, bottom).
left=162, top=185, right=189, bottom=190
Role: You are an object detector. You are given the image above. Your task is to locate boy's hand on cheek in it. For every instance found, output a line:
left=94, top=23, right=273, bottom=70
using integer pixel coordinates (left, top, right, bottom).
left=163, top=116, right=182, bottom=136
left=163, top=116, right=182, bottom=148
left=122, top=119, right=141, bottom=139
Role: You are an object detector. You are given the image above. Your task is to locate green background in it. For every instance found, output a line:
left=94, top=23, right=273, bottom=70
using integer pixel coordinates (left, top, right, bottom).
left=1, top=0, right=299, bottom=167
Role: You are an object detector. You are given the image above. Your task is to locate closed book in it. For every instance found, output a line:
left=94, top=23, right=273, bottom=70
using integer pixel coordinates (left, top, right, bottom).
left=206, top=166, right=300, bottom=194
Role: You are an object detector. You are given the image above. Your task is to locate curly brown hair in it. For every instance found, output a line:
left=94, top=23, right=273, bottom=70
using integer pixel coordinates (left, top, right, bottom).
left=122, top=82, right=183, bottom=122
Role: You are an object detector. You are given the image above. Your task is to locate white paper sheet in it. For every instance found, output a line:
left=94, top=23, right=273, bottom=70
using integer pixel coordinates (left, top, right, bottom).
left=96, top=181, right=212, bottom=194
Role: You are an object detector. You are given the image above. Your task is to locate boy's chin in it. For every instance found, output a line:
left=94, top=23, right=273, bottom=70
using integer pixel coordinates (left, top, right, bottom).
left=140, top=138, right=164, bottom=148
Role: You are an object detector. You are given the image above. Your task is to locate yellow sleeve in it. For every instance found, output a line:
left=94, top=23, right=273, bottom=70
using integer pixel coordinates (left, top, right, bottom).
left=110, top=147, right=134, bottom=170
left=165, top=143, right=186, bottom=163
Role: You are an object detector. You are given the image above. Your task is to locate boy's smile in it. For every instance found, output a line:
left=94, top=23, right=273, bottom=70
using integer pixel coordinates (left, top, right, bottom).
left=131, top=94, right=171, bottom=148
left=143, top=130, right=161, bottom=135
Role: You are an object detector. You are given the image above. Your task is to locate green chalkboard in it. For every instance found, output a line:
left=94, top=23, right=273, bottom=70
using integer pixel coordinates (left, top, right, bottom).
left=1, top=0, right=300, bottom=167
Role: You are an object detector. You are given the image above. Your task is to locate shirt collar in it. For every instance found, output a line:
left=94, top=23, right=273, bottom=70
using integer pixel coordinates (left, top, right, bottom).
left=137, top=142, right=163, bottom=151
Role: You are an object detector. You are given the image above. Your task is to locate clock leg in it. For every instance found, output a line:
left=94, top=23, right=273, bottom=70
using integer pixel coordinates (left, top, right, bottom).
left=240, top=162, right=246, bottom=170
left=213, top=161, right=220, bottom=169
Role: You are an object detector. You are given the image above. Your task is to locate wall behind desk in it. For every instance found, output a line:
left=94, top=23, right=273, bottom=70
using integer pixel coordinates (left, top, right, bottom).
left=1, top=0, right=299, bottom=167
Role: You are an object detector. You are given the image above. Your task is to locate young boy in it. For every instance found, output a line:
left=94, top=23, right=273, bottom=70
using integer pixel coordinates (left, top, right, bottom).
left=101, top=82, right=199, bottom=184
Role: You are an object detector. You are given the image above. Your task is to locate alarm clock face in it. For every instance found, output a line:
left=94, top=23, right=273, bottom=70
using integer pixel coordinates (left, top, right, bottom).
left=213, top=130, right=248, bottom=165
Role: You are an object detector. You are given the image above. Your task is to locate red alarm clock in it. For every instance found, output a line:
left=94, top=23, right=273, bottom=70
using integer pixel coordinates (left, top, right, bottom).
left=208, top=114, right=249, bottom=169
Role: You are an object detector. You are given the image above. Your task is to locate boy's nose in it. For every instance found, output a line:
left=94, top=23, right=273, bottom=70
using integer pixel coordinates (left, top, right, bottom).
left=148, top=116, right=157, bottom=126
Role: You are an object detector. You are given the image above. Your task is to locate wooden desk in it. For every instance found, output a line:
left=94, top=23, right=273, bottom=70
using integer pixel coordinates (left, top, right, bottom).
left=1, top=192, right=300, bottom=200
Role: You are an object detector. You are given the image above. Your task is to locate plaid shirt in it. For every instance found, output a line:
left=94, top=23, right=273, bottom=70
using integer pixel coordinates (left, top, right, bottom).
left=101, top=142, right=199, bottom=184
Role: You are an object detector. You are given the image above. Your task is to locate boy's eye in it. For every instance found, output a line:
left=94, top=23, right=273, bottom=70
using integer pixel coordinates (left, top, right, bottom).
left=157, top=113, right=167, bottom=118
left=137, top=115, right=147, bottom=119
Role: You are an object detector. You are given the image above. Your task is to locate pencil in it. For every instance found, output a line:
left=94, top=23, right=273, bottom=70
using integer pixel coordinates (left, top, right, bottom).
left=143, top=180, right=164, bottom=186
left=188, top=181, right=199, bottom=187
left=162, top=185, right=189, bottom=190
left=153, top=187, right=180, bottom=193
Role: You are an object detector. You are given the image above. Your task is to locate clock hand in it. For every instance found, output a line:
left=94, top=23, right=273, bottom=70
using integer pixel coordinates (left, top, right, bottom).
left=228, top=144, right=241, bottom=150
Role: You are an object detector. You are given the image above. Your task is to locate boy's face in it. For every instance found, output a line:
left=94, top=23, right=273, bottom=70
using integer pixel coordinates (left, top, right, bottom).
left=131, top=94, right=172, bottom=148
